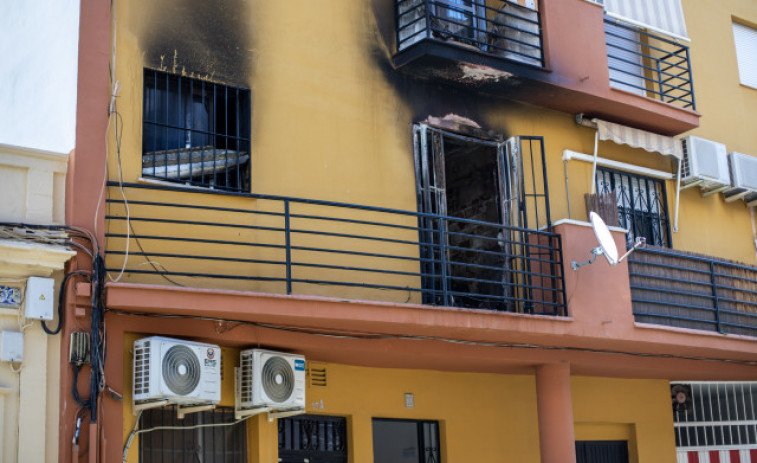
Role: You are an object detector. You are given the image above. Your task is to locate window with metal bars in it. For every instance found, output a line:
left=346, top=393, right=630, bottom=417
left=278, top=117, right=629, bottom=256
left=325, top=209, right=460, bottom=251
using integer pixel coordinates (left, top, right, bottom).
left=372, top=418, right=440, bottom=463
left=596, top=167, right=671, bottom=248
left=138, top=407, right=247, bottom=462
left=278, top=414, right=348, bottom=463
left=673, top=382, right=757, bottom=449
left=142, top=69, right=251, bottom=192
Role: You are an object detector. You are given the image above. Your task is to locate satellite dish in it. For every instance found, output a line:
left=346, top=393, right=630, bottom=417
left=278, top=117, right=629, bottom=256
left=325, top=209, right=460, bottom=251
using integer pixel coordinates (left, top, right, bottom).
left=590, top=211, right=618, bottom=265
left=571, top=212, right=646, bottom=271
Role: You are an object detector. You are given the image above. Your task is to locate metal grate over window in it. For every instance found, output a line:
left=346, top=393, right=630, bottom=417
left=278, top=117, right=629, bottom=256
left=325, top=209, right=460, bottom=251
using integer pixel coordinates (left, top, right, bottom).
left=278, top=414, right=348, bottom=463
left=138, top=407, right=247, bottom=462
left=672, top=382, right=757, bottom=449
left=596, top=167, right=671, bottom=248
left=143, top=69, right=251, bottom=192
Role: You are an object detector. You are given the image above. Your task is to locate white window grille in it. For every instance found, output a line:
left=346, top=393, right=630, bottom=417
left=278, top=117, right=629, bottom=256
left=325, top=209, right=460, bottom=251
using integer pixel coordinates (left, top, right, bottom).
left=672, top=382, right=757, bottom=450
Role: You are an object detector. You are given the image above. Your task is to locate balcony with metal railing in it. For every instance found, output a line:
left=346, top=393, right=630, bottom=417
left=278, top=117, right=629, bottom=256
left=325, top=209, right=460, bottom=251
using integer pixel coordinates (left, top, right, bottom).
left=629, top=247, right=757, bottom=337
left=104, top=182, right=567, bottom=316
left=391, top=0, right=700, bottom=135
left=396, top=0, right=544, bottom=67
left=604, top=19, right=695, bottom=111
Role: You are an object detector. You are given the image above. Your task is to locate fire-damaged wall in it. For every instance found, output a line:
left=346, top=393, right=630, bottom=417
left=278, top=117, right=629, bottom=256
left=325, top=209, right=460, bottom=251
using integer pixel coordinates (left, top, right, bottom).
left=135, top=0, right=252, bottom=86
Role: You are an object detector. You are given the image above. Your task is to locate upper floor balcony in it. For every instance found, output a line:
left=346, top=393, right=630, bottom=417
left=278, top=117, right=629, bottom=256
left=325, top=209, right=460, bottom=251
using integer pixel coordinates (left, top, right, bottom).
left=392, top=0, right=700, bottom=135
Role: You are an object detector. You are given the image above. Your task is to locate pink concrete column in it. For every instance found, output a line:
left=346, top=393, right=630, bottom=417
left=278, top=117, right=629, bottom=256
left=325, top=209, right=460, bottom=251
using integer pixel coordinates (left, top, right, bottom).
left=536, top=362, right=576, bottom=463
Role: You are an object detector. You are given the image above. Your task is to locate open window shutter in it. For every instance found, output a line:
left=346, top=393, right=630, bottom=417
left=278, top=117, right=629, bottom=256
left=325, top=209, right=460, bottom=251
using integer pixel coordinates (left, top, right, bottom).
left=733, top=22, right=757, bottom=88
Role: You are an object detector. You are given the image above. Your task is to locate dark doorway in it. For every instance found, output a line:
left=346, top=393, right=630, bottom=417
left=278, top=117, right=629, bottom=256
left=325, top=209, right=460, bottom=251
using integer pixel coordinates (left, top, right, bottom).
left=575, top=440, right=630, bottom=463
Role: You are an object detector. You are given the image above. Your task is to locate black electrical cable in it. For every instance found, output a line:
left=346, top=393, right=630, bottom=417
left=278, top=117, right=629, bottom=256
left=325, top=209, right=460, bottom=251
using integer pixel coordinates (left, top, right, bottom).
left=89, top=254, right=105, bottom=423
left=71, top=364, right=90, bottom=408
left=41, top=270, right=90, bottom=335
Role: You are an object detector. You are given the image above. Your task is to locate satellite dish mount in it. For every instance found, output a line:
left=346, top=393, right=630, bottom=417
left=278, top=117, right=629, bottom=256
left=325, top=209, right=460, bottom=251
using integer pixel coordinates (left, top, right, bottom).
left=571, top=212, right=646, bottom=271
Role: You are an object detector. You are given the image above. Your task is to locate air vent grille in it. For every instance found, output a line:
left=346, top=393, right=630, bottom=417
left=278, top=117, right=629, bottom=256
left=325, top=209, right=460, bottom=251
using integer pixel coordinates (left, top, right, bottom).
left=308, top=363, right=327, bottom=387
left=239, top=350, right=254, bottom=405
left=134, top=339, right=151, bottom=396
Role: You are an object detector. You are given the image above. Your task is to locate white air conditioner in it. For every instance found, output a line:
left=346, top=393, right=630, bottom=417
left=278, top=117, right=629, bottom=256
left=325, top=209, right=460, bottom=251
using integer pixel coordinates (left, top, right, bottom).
left=238, top=349, right=305, bottom=411
left=133, top=336, right=221, bottom=406
left=729, top=152, right=757, bottom=192
left=681, top=136, right=730, bottom=189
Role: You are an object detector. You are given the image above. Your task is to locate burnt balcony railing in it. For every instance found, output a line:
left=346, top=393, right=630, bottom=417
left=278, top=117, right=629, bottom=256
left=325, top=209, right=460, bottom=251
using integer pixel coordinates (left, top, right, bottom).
left=605, top=19, right=695, bottom=110
left=105, top=183, right=566, bottom=316
left=396, top=0, right=544, bottom=67
left=628, top=248, right=757, bottom=337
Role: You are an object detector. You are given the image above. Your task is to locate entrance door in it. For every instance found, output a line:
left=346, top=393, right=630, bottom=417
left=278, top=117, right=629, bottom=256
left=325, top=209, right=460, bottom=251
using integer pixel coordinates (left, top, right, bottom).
left=575, top=441, right=630, bottom=463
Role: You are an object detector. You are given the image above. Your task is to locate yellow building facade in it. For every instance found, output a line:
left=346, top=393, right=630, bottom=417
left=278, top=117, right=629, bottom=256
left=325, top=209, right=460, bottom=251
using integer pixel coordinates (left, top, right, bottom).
left=60, top=0, right=757, bottom=462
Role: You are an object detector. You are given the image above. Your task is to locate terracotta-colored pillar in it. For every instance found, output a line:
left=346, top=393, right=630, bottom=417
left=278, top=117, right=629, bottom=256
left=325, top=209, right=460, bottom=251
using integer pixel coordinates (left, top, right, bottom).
left=536, top=362, right=576, bottom=463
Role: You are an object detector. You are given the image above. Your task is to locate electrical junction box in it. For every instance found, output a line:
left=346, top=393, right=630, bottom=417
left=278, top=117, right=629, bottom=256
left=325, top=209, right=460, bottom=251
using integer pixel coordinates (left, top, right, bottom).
left=24, top=276, right=54, bottom=320
left=0, top=331, right=23, bottom=362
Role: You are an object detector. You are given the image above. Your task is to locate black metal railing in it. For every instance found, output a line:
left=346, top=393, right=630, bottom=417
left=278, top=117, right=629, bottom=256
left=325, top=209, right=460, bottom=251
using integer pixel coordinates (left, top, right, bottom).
left=396, top=0, right=544, bottom=67
left=629, top=248, right=757, bottom=337
left=604, top=19, right=695, bottom=110
left=105, top=183, right=566, bottom=316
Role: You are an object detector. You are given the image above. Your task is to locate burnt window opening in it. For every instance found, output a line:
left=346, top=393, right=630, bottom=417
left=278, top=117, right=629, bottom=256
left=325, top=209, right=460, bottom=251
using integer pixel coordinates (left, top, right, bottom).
left=143, top=69, right=251, bottom=192
left=414, top=124, right=562, bottom=315
left=372, top=418, right=440, bottom=463
left=596, top=167, right=671, bottom=248
left=138, top=406, right=247, bottom=462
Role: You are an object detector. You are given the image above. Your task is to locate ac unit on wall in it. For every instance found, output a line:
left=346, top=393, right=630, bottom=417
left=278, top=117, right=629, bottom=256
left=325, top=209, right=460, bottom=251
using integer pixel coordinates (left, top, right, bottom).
left=133, top=336, right=221, bottom=405
left=238, top=349, right=306, bottom=411
left=728, top=152, right=757, bottom=192
left=681, top=136, right=730, bottom=189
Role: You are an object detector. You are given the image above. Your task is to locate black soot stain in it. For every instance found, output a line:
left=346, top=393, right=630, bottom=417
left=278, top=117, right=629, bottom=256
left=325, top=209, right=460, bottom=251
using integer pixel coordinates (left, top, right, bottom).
left=139, top=0, right=252, bottom=87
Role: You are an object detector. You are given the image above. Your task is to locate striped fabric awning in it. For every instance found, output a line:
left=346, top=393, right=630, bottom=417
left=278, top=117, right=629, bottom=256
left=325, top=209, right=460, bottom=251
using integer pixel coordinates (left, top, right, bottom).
left=594, top=118, right=683, bottom=160
left=604, top=0, right=689, bottom=42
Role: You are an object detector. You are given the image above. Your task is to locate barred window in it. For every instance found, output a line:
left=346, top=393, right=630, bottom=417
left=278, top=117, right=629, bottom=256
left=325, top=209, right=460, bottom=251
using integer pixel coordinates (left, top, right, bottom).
left=138, top=407, right=247, bottom=462
left=372, top=418, right=440, bottom=463
left=143, top=69, right=251, bottom=192
left=278, top=414, right=347, bottom=463
left=672, top=382, right=757, bottom=449
left=596, top=167, right=671, bottom=248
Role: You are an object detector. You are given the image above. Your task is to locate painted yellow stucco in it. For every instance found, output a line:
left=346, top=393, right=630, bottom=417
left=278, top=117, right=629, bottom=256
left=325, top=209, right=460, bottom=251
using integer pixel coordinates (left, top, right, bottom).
left=122, top=334, right=678, bottom=463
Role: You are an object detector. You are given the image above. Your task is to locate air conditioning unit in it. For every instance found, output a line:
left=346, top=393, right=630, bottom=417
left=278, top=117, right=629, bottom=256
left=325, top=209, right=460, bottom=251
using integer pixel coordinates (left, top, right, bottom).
left=133, top=336, right=221, bottom=406
left=238, top=349, right=305, bottom=411
left=729, top=152, right=757, bottom=192
left=681, top=136, right=730, bottom=189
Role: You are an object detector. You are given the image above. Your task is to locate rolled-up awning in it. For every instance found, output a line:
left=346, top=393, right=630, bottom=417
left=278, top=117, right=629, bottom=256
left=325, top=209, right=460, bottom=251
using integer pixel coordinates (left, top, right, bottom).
left=604, top=0, right=689, bottom=42
left=594, top=118, right=683, bottom=160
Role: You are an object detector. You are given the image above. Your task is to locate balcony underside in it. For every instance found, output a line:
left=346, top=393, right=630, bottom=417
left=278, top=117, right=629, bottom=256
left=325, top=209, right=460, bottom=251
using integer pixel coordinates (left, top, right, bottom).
left=104, top=281, right=757, bottom=381
left=393, top=40, right=700, bottom=135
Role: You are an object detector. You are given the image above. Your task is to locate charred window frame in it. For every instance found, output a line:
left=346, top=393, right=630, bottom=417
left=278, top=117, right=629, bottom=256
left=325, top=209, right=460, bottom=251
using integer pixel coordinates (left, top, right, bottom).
left=372, top=418, right=441, bottom=463
left=596, top=166, right=671, bottom=248
left=413, top=124, right=562, bottom=314
left=142, top=69, right=251, bottom=192
left=138, top=406, right=247, bottom=462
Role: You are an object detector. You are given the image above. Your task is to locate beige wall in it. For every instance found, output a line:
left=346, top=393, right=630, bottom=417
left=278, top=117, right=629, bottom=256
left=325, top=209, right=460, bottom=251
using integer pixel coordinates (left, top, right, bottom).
left=0, top=143, right=74, bottom=462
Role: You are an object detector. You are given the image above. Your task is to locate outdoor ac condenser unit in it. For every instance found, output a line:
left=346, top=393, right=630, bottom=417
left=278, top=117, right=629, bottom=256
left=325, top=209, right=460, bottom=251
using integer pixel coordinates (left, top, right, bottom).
left=238, top=348, right=306, bottom=411
left=681, top=136, right=730, bottom=189
left=133, top=336, right=221, bottom=406
left=728, top=152, right=757, bottom=192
